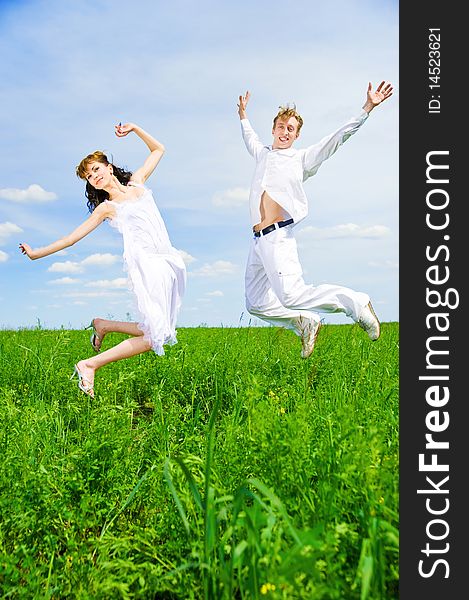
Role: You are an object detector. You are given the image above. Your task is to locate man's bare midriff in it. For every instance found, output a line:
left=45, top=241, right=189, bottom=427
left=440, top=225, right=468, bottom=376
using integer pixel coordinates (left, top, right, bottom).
left=253, top=191, right=290, bottom=232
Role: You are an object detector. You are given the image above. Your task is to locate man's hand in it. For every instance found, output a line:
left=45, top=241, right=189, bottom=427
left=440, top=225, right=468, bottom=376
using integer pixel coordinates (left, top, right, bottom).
left=237, top=91, right=251, bottom=119
left=363, top=81, right=393, bottom=113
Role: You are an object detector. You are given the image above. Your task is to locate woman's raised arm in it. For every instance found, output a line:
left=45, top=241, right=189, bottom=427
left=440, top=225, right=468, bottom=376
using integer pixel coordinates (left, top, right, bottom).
left=114, top=122, right=165, bottom=184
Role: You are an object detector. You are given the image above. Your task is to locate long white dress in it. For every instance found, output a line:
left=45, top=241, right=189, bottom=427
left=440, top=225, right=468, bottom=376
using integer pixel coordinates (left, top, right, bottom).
left=106, top=182, right=186, bottom=355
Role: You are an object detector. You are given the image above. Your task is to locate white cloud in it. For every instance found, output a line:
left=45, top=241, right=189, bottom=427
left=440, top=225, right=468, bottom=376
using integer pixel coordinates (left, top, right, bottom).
left=61, top=291, right=126, bottom=298
left=84, top=278, right=128, bottom=288
left=206, top=290, right=224, bottom=297
left=298, top=223, right=391, bottom=240
left=190, top=260, right=237, bottom=277
left=212, top=187, right=249, bottom=208
left=47, top=253, right=121, bottom=273
left=368, top=259, right=399, bottom=269
left=48, top=260, right=83, bottom=274
left=0, top=222, right=23, bottom=245
left=0, top=184, right=57, bottom=203
left=178, top=249, right=197, bottom=265
left=0, top=250, right=9, bottom=262
left=81, top=253, right=120, bottom=266
left=48, top=277, right=81, bottom=285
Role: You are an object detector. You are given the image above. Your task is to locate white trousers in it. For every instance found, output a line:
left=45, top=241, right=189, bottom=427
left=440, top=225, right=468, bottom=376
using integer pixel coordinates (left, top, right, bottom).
left=245, top=225, right=369, bottom=335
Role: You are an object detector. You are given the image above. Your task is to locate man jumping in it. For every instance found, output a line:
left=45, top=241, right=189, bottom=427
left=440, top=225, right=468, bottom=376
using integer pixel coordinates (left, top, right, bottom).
left=237, top=81, right=393, bottom=357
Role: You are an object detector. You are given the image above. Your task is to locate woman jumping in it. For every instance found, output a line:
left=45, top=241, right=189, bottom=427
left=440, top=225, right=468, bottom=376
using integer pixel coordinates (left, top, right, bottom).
left=20, top=122, right=186, bottom=398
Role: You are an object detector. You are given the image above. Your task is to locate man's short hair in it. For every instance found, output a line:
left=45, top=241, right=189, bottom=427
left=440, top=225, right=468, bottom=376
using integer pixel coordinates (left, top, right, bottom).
left=273, top=104, right=304, bottom=132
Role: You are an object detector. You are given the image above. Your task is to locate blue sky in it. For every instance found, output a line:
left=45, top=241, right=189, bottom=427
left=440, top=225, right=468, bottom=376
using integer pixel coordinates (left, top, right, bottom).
left=0, top=0, right=398, bottom=330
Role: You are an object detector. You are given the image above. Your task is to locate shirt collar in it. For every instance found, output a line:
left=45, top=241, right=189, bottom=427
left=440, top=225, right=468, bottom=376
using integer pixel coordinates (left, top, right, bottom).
left=268, top=145, right=297, bottom=156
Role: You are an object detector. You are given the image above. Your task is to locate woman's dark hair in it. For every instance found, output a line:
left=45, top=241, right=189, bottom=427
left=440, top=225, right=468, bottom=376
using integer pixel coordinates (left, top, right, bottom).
left=75, top=151, right=132, bottom=213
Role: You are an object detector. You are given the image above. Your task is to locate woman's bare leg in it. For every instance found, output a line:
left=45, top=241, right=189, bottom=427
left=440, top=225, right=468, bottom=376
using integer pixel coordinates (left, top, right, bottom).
left=75, top=335, right=152, bottom=394
left=89, top=317, right=144, bottom=351
left=93, top=317, right=143, bottom=338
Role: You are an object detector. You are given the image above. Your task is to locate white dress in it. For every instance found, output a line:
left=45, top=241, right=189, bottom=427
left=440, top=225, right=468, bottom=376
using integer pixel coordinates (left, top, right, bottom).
left=106, top=182, right=186, bottom=355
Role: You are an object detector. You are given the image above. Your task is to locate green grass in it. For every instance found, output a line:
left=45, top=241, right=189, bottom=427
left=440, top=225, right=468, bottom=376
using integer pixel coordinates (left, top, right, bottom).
left=0, top=323, right=399, bottom=599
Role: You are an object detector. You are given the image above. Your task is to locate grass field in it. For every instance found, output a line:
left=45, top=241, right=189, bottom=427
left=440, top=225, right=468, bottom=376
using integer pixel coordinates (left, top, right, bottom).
left=0, top=323, right=399, bottom=599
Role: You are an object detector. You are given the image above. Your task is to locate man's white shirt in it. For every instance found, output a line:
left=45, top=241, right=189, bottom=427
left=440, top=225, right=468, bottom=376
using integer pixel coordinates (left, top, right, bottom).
left=240, top=110, right=369, bottom=227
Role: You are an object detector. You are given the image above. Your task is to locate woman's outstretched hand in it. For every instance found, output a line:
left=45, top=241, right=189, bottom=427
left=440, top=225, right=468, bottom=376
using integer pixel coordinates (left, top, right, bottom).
left=115, top=122, right=136, bottom=138
left=19, top=242, right=36, bottom=260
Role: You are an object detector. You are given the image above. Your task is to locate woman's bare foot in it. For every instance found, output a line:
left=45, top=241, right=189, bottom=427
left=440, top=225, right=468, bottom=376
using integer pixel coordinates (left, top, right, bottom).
left=89, top=318, right=106, bottom=352
left=74, top=360, right=96, bottom=398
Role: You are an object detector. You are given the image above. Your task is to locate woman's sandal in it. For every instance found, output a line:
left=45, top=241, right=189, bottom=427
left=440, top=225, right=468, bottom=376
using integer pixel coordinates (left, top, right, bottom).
left=86, top=319, right=103, bottom=352
left=70, top=364, right=95, bottom=398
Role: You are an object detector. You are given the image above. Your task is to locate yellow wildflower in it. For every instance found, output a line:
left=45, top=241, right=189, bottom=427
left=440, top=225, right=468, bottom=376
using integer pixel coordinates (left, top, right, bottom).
left=260, top=583, right=276, bottom=594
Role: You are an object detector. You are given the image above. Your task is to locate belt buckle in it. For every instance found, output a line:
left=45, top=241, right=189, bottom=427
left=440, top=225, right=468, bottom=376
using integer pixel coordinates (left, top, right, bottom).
left=253, top=219, right=292, bottom=238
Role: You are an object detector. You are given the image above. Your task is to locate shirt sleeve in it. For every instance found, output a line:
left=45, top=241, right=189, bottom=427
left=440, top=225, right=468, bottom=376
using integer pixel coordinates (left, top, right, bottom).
left=240, top=118, right=265, bottom=160
left=301, top=110, right=369, bottom=180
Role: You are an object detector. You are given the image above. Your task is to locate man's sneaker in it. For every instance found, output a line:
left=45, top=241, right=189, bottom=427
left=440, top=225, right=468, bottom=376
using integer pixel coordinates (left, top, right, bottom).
left=297, top=315, right=322, bottom=358
left=358, top=301, right=380, bottom=341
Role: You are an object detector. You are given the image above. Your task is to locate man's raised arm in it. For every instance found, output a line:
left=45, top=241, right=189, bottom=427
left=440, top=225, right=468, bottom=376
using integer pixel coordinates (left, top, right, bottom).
left=237, top=90, right=264, bottom=159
